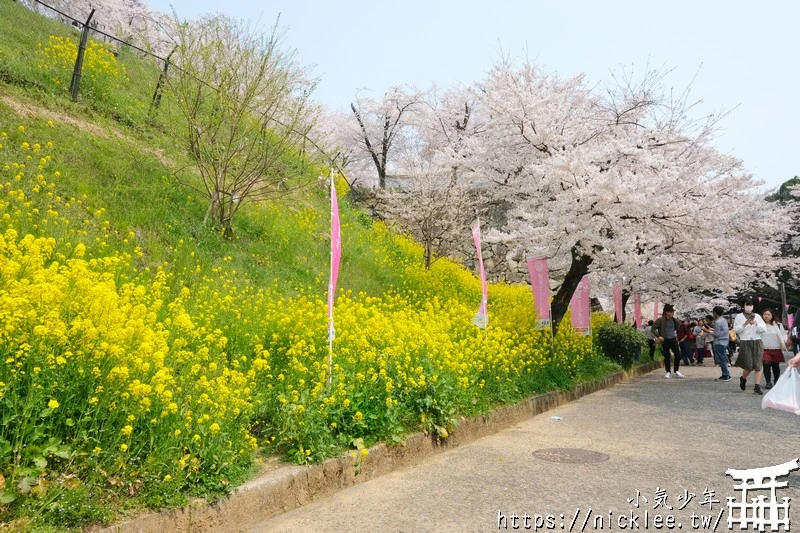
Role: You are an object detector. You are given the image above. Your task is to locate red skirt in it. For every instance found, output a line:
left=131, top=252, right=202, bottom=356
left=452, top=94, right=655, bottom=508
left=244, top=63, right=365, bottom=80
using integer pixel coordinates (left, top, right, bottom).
left=763, top=348, right=786, bottom=363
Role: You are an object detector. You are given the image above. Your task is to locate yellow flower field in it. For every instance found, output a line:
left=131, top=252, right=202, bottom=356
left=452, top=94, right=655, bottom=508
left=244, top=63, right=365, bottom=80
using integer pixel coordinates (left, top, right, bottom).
left=0, top=124, right=604, bottom=525
left=37, top=35, right=129, bottom=101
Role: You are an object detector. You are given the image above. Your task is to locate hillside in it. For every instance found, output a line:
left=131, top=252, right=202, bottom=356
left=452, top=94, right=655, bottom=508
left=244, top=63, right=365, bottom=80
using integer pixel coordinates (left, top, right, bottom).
left=0, top=2, right=617, bottom=529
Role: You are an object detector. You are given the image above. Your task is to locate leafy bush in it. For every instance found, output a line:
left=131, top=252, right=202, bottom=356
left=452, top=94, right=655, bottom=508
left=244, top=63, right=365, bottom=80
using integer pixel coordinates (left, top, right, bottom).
left=596, top=321, right=645, bottom=369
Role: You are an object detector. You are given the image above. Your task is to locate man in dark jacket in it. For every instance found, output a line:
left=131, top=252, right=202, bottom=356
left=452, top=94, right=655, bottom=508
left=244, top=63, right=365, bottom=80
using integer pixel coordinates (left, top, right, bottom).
left=651, top=304, right=684, bottom=378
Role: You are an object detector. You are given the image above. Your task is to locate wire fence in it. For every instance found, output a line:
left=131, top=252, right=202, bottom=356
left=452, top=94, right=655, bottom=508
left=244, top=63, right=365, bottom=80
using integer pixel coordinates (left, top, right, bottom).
left=22, top=0, right=169, bottom=62
left=10, top=0, right=340, bottom=175
left=14, top=0, right=174, bottom=111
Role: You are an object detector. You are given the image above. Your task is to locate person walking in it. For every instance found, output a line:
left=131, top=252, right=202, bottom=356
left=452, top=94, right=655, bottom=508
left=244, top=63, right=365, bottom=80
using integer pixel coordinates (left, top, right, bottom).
left=652, top=304, right=684, bottom=378
left=703, top=315, right=715, bottom=366
left=678, top=320, right=694, bottom=366
left=733, top=298, right=767, bottom=395
left=711, top=307, right=731, bottom=382
left=694, top=320, right=707, bottom=365
left=761, top=308, right=791, bottom=389
left=645, top=320, right=656, bottom=360
left=727, top=324, right=737, bottom=363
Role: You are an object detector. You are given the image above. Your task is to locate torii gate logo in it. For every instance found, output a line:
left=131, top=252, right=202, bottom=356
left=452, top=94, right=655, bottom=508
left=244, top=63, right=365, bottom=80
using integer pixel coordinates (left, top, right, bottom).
left=726, top=459, right=799, bottom=531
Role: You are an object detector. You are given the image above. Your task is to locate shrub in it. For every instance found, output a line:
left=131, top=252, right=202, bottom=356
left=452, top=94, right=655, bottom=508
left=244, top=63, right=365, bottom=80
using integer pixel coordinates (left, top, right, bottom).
left=596, top=321, right=645, bottom=369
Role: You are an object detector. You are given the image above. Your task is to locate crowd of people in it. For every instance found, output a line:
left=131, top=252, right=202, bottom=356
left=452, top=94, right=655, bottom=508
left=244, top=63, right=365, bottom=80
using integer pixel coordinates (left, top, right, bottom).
left=638, top=299, right=800, bottom=395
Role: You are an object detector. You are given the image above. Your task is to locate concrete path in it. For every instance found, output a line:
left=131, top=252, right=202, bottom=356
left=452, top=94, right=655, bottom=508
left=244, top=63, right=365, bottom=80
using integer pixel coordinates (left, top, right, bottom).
left=251, top=364, right=800, bottom=532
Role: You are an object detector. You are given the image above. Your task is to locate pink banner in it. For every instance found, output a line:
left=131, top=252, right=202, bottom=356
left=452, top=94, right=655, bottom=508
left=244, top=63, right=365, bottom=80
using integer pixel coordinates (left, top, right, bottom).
left=527, top=256, right=551, bottom=330
left=634, top=293, right=642, bottom=329
left=328, top=176, right=341, bottom=341
left=570, top=275, right=591, bottom=336
left=471, top=220, right=488, bottom=329
left=613, top=284, right=623, bottom=324
left=790, top=313, right=795, bottom=331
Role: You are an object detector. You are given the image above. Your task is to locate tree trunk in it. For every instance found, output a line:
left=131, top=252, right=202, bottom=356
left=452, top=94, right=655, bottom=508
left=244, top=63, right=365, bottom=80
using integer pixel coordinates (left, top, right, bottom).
left=621, top=289, right=631, bottom=323
left=424, top=239, right=432, bottom=269
left=550, top=245, right=594, bottom=332
left=378, top=168, right=386, bottom=189
left=219, top=200, right=234, bottom=239
left=203, top=190, right=220, bottom=227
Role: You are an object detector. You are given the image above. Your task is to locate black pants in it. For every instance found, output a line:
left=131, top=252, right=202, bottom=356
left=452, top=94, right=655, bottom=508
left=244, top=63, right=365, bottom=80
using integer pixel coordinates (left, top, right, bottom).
left=662, top=338, right=681, bottom=372
left=764, top=362, right=781, bottom=385
left=647, top=339, right=656, bottom=360
left=680, top=341, right=693, bottom=364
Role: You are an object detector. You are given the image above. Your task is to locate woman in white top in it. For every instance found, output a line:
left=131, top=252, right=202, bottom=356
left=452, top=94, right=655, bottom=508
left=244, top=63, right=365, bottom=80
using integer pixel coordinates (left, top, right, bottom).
left=761, top=309, right=791, bottom=389
left=733, top=298, right=767, bottom=395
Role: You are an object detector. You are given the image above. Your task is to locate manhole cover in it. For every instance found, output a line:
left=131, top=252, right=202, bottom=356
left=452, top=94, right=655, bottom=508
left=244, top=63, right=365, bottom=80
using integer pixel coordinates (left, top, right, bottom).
left=532, top=448, right=610, bottom=463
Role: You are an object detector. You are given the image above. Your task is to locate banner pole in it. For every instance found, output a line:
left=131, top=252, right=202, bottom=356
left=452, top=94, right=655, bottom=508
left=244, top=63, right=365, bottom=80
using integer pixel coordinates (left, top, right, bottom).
left=327, top=167, right=334, bottom=391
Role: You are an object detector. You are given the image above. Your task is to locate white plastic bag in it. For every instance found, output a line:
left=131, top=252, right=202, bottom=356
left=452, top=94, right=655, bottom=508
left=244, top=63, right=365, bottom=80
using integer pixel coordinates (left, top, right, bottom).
left=762, top=367, right=800, bottom=415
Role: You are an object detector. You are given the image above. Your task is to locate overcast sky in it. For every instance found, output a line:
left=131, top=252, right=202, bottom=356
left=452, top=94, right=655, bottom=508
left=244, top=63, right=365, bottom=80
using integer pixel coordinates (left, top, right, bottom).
left=148, top=0, right=798, bottom=190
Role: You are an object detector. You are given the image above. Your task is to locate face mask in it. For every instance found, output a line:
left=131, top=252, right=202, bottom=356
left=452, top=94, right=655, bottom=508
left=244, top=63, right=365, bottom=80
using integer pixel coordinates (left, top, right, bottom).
left=744, top=305, right=754, bottom=314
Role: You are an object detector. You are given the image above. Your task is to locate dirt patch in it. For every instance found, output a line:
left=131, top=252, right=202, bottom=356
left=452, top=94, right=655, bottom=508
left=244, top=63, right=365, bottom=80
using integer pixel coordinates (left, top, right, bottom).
left=0, top=94, right=174, bottom=169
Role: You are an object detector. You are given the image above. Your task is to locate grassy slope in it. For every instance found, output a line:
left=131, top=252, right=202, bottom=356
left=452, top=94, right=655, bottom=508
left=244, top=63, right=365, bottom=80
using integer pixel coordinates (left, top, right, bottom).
left=0, top=0, right=407, bottom=300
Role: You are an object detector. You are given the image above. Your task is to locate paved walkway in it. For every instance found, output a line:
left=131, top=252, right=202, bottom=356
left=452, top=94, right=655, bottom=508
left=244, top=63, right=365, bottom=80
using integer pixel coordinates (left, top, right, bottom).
left=251, top=364, right=800, bottom=532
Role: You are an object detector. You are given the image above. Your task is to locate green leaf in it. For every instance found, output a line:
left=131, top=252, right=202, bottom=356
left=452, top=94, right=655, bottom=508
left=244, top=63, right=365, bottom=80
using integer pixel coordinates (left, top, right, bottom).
left=39, top=408, right=52, bottom=418
left=0, top=491, right=16, bottom=504
left=17, top=476, right=36, bottom=494
left=0, top=439, right=11, bottom=459
left=33, top=457, right=47, bottom=468
left=65, top=418, right=74, bottom=427
left=53, top=447, right=72, bottom=459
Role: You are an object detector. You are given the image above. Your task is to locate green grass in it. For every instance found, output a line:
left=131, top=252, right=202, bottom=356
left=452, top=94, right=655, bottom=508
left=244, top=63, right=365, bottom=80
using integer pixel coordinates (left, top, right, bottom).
left=0, top=0, right=408, bottom=299
left=0, top=100, right=412, bottom=301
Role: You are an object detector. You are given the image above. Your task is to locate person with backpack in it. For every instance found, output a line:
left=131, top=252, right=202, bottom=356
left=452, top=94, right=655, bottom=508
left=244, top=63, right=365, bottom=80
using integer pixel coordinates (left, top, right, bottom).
left=651, top=304, right=684, bottom=378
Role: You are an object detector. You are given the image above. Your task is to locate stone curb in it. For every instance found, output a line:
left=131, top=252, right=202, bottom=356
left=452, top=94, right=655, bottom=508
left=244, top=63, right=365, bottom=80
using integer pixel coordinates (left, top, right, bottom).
left=92, top=361, right=662, bottom=533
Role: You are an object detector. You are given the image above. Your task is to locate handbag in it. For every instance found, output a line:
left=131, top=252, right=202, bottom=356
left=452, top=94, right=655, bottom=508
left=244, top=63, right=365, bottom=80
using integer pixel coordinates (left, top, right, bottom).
left=762, top=367, right=800, bottom=415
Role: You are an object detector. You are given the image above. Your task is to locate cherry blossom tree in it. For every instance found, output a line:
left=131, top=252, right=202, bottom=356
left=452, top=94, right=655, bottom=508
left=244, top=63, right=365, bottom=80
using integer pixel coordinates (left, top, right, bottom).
left=476, top=60, right=790, bottom=330
left=345, top=86, right=425, bottom=189
left=376, top=135, right=472, bottom=268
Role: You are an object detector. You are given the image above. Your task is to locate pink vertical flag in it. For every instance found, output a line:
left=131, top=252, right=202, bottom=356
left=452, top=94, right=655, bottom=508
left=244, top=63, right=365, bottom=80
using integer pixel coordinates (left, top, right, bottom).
left=613, top=284, right=623, bottom=324
left=471, top=219, right=488, bottom=329
left=328, top=175, right=341, bottom=341
left=634, top=293, right=642, bottom=329
left=789, top=313, right=794, bottom=331
left=527, top=256, right=551, bottom=330
left=570, top=275, right=591, bottom=336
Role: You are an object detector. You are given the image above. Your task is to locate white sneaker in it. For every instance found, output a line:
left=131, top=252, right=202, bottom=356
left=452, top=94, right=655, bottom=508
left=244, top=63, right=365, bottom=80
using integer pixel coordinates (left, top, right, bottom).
left=665, top=372, right=671, bottom=379
left=674, top=371, right=685, bottom=378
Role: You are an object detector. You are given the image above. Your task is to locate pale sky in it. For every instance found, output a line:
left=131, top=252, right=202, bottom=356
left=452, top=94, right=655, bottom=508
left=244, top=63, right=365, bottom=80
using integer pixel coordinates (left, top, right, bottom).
left=148, top=0, right=799, bottom=190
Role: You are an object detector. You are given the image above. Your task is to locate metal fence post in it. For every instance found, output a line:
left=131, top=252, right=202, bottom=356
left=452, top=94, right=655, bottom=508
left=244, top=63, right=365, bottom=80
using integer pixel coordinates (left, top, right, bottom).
left=150, top=46, right=177, bottom=115
left=69, top=8, right=95, bottom=102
